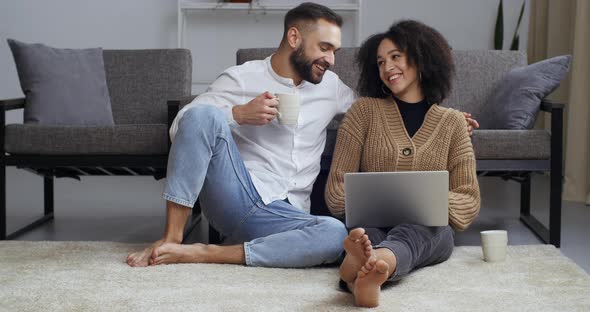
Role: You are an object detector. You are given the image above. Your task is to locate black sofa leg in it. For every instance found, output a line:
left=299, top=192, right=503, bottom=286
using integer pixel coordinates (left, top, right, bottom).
left=44, top=176, right=54, bottom=216
left=549, top=160, right=562, bottom=248
left=0, top=164, right=6, bottom=240
left=1, top=173, right=54, bottom=240
left=520, top=105, right=563, bottom=247
left=519, top=172, right=554, bottom=246
left=520, top=173, right=531, bottom=217
left=549, top=171, right=562, bottom=248
left=549, top=105, right=563, bottom=248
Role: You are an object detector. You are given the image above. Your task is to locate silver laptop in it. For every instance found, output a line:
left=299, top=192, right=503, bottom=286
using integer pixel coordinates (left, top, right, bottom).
left=344, top=171, right=449, bottom=228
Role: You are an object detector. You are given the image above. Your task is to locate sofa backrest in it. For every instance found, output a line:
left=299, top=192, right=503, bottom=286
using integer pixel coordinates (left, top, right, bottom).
left=237, top=48, right=527, bottom=125
left=444, top=50, right=526, bottom=120
left=103, top=49, right=192, bottom=125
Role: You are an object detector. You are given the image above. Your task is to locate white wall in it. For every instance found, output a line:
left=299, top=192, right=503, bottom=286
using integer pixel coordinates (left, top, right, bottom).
left=361, top=0, right=529, bottom=51
left=0, top=0, right=529, bottom=220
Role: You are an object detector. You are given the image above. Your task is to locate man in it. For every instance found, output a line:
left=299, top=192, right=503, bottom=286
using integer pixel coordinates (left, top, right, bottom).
left=127, top=2, right=352, bottom=268
left=127, top=2, right=479, bottom=268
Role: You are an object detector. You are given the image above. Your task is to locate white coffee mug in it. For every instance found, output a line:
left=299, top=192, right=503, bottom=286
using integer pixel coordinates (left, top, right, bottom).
left=275, top=93, right=300, bottom=126
left=480, top=230, right=508, bottom=262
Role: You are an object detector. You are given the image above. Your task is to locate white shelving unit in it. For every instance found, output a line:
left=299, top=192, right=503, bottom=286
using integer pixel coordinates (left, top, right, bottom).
left=178, top=0, right=362, bottom=47
left=177, top=0, right=362, bottom=89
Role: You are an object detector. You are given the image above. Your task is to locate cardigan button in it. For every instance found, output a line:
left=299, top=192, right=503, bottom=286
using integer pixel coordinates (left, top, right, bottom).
left=402, top=148, right=412, bottom=156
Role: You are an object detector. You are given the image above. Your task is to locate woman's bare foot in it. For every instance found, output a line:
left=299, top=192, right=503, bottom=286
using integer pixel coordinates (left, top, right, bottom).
left=340, top=228, right=373, bottom=283
left=126, top=240, right=163, bottom=267
left=353, top=258, right=389, bottom=308
left=149, top=243, right=210, bottom=265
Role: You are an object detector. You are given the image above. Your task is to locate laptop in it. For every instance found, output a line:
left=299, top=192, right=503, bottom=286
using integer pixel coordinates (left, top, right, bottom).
left=344, top=171, right=449, bottom=228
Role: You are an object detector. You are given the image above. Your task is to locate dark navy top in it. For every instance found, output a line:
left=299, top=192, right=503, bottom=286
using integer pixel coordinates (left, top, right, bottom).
left=394, top=96, right=430, bottom=138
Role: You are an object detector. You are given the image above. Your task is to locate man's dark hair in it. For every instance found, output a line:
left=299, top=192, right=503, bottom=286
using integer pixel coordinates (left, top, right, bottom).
left=282, top=2, right=343, bottom=40
left=356, top=20, right=454, bottom=105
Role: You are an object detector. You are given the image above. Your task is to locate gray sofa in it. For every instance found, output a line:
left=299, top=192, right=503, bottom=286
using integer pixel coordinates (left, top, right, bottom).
left=0, top=49, right=192, bottom=240
left=2, top=47, right=562, bottom=248
left=235, top=48, right=563, bottom=247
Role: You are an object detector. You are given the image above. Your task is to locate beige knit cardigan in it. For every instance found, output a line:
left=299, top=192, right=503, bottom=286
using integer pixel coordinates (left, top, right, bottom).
left=325, top=97, right=480, bottom=231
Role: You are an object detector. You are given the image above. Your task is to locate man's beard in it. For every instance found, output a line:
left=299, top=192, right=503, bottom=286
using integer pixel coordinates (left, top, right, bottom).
left=289, top=45, right=326, bottom=84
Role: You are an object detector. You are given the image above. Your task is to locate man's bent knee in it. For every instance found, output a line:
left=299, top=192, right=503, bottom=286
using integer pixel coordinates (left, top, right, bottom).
left=180, top=104, right=226, bottom=128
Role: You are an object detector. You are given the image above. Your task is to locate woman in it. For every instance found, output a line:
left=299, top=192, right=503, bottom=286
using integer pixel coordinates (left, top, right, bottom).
left=325, top=20, right=480, bottom=308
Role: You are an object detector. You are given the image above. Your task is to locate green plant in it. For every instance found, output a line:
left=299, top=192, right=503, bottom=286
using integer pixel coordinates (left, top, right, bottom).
left=494, top=0, right=525, bottom=50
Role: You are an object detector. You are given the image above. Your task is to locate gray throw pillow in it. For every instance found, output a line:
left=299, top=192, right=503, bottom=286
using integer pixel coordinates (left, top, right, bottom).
left=7, top=39, right=114, bottom=125
left=482, top=55, right=571, bottom=129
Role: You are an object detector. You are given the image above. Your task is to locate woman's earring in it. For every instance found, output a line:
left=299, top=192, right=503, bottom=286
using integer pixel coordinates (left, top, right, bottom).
left=419, top=72, right=423, bottom=82
left=381, top=84, right=391, bottom=95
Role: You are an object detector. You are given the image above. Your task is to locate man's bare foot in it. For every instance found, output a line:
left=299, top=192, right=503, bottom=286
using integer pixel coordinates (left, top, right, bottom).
left=353, top=258, right=389, bottom=308
left=149, top=243, right=210, bottom=266
left=127, top=240, right=163, bottom=267
left=340, top=228, right=373, bottom=283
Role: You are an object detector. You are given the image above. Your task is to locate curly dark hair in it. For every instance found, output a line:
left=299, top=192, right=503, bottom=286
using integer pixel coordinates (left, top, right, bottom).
left=356, top=20, right=454, bottom=105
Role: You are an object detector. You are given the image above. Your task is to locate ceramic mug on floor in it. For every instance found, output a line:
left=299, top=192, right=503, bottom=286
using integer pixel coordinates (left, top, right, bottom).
left=480, top=230, right=508, bottom=262
left=275, top=93, right=300, bottom=126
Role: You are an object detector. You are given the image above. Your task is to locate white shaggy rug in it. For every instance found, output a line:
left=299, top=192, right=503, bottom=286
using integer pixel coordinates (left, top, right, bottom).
left=0, top=241, right=589, bottom=312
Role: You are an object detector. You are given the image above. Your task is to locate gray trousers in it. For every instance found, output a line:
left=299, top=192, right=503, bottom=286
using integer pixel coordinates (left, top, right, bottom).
left=365, top=224, right=455, bottom=281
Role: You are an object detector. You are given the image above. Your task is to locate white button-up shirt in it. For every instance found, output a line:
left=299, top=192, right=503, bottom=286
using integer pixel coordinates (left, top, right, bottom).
left=170, top=55, right=356, bottom=212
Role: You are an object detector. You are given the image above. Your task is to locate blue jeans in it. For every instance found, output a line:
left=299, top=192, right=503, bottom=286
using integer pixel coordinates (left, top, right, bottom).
left=164, top=105, right=347, bottom=268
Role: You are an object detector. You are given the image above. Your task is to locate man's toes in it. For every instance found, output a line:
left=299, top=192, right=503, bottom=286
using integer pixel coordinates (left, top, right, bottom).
left=126, top=252, right=143, bottom=267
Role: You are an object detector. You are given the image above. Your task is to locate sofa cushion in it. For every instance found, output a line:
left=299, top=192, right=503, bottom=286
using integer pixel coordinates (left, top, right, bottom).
left=103, top=49, right=192, bottom=124
left=443, top=50, right=527, bottom=126
left=471, top=130, right=550, bottom=159
left=480, top=55, right=572, bottom=129
left=7, top=39, right=114, bottom=126
left=4, top=124, right=167, bottom=155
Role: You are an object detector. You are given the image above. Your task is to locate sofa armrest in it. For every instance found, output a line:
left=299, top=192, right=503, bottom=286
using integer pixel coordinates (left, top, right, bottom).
left=167, top=95, right=199, bottom=149
left=539, top=99, right=564, bottom=160
left=0, top=98, right=26, bottom=155
left=0, top=98, right=25, bottom=111
left=540, top=99, right=565, bottom=112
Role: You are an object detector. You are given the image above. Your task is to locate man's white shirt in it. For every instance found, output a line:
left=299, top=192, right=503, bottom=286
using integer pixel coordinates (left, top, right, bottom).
left=170, top=56, right=356, bottom=212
